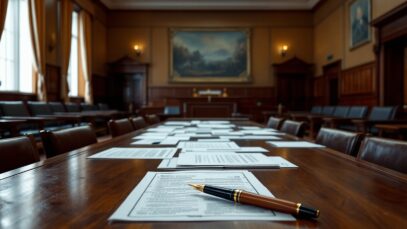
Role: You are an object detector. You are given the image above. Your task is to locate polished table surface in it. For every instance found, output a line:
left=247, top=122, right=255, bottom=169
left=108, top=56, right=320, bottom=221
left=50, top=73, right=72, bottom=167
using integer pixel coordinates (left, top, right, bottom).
left=0, top=120, right=406, bottom=228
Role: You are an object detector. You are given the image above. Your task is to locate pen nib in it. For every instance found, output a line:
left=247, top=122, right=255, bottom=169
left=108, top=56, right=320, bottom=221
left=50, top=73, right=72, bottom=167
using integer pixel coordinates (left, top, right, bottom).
left=188, top=184, right=204, bottom=192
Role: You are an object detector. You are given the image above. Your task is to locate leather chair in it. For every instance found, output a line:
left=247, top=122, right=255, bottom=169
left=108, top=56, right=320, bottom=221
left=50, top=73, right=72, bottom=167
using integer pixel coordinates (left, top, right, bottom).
left=280, top=120, right=306, bottom=137
left=0, top=101, right=31, bottom=116
left=108, top=119, right=135, bottom=137
left=145, top=114, right=160, bottom=124
left=310, top=106, right=323, bottom=115
left=130, top=117, right=148, bottom=130
left=331, top=106, right=350, bottom=118
left=81, top=103, right=99, bottom=111
left=315, top=128, right=363, bottom=156
left=65, top=103, right=81, bottom=112
left=357, top=137, right=407, bottom=174
left=41, top=125, right=97, bottom=158
left=98, top=103, right=110, bottom=111
left=321, top=106, right=336, bottom=116
left=48, top=102, right=67, bottom=113
left=352, top=106, right=399, bottom=133
left=0, top=135, right=40, bottom=173
left=266, top=117, right=284, bottom=130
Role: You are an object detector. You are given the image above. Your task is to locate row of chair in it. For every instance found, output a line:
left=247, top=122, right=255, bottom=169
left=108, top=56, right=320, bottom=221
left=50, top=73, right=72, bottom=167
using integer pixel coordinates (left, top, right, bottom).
left=288, top=105, right=401, bottom=137
left=267, top=116, right=407, bottom=174
left=0, top=114, right=161, bottom=173
left=0, top=101, right=126, bottom=138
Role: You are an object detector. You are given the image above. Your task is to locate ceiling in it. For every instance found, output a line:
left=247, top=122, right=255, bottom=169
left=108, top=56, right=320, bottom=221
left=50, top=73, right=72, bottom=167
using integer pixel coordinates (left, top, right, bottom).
left=99, top=0, right=322, bottom=10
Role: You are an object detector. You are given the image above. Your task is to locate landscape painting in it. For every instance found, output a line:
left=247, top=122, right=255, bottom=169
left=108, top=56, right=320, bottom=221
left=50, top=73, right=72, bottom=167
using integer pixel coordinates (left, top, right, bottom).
left=170, top=28, right=251, bottom=83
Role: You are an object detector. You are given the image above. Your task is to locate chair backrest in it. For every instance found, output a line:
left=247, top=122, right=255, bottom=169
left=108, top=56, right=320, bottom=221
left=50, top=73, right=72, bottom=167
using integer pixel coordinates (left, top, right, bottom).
left=321, top=106, right=335, bottom=116
left=41, top=125, right=97, bottom=158
left=48, top=102, right=67, bottom=113
left=98, top=103, right=110, bottom=111
left=347, top=106, right=368, bottom=119
left=164, top=106, right=181, bottom=115
left=332, top=106, right=350, bottom=117
left=108, top=119, right=135, bottom=137
left=145, top=114, right=160, bottom=124
left=130, top=116, right=148, bottom=130
left=280, top=120, right=305, bottom=137
left=316, top=128, right=363, bottom=156
left=310, top=106, right=323, bottom=114
left=357, top=137, right=407, bottom=173
left=27, top=101, right=54, bottom=115
left=368, top=106, right=397, bottom=121
left=266, top=117, right=284, bottom=130
left=0, top=136, right=40, bottom=173
left=65, top=103, right=81, bottom=112
left=81, top=103, right=99, bottom=111
left=0, top=101, right=31, bottom=116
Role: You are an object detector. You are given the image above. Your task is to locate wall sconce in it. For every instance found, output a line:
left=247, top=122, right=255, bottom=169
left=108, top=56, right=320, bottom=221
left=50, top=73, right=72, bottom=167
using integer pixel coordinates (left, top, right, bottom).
left=48, top=33, right=56, bottom=52
left=134, top=44, right=142, bottom=57
left=280, top=45, right=288, bottom=57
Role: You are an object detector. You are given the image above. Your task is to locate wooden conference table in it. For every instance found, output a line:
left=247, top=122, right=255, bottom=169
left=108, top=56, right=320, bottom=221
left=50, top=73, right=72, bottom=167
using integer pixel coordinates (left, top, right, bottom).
left=0, top=119, right=406, bottom=228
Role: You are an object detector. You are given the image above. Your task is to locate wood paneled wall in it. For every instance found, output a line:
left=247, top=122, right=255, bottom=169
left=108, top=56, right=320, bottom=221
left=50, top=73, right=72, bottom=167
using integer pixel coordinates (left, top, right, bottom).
left=313, top=62, right=378, bottom=106
left=340, top=62, right=377, bottom=105
left=46, top=64, right=61, bottom=101
left=313, top=76, right=325, bottom=105
left=149, top=86, right=275, bottom=122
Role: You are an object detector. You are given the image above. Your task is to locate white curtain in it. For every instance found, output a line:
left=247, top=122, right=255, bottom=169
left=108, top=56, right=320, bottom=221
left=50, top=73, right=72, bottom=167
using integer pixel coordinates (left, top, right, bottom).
left=28, top=0, right=47, bottom=101
left=78, top=10, right=93, bottom=104
left=0, top=0, right=8, bottom=40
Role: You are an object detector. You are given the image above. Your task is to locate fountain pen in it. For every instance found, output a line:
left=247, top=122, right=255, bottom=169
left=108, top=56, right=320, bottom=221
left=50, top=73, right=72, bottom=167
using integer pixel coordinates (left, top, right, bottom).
left=189, top=184, right=319, bottom=219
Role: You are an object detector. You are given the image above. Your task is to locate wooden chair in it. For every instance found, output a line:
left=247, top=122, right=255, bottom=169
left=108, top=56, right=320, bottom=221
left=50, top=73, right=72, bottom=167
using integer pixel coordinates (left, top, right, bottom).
left=0, top=135, right=40, bottom=173
left=266, top=117, right=284, bottom=130
left=144, top=114, right=160, bottom=125
left=315, top=128, right=363, bottom=156
left=280, top=120, right=306, bottom=137
left=41, top=125, right=97, bottom=158
left=357, top=137, right=407, bottom=174
left=130, top=117, right=148, bottom=130
left=108, top=119, right=135, bottom=137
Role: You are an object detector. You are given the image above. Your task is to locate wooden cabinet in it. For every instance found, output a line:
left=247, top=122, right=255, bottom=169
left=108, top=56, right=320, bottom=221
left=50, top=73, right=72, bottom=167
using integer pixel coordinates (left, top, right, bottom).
left=272, top=57, right=313, bottom=111
left=108, top=56, right=149, bottom=112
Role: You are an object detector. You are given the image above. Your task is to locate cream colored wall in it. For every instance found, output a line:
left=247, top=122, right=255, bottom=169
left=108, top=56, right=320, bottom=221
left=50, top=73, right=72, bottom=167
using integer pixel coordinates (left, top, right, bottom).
left=314, top=0, right=406, bottom=76
left=107, top=11, right=314, bottom=87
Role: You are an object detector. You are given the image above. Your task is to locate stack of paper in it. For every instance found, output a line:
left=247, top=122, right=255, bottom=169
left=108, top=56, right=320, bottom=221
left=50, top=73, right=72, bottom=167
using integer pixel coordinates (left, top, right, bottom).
left=158, top=156, right=297, bottom=170
left=88, top=148, right=178, bottom=159
left=109, top=170, right=295, bottom=222
left=267, top=141, right=325, bottom=148
left=174, top=153, right=280, bottom=168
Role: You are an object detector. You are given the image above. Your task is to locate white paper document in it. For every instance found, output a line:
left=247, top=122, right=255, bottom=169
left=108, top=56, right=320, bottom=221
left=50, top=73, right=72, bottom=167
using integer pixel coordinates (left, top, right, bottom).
left=267, top=141, right=326, bottom=148
left=176, top=153, right=279, bottom=168
left=220, top=135, right=282, bottom=140
left=164, top=121, right=192, bottom=126
left=177, top=141, right=240, bottom=149
left=132, top=136, right=190, bottom=145
left=182, top=146, right=269, bottom=153
left=88, top=147, right=177, bottom=159
left=158, top=156, right=297, bottom=169
left=109, top=170, right=295, bottom=221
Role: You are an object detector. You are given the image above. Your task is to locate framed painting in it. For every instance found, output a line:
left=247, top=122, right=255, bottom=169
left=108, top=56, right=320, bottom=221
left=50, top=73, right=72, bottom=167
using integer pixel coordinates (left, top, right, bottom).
left=169, top=28, right=251, bottom=83
left=349, top=0, right=371, bottom=49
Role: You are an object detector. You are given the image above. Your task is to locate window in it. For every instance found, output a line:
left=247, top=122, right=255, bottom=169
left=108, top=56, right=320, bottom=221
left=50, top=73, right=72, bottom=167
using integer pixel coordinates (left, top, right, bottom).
left=0, top=0, right=33, bottom=92
left=67, top=11, right=79, bottom=96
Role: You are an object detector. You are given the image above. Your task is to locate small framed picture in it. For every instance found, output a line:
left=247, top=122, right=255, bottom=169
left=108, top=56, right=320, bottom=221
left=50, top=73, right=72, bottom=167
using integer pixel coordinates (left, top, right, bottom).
left=349, top=0, right=371, bottom=49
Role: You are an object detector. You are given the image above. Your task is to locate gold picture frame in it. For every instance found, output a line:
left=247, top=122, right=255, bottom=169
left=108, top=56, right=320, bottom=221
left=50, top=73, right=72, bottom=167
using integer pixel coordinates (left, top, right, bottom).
left=169, top=28, right=252, bottom=83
